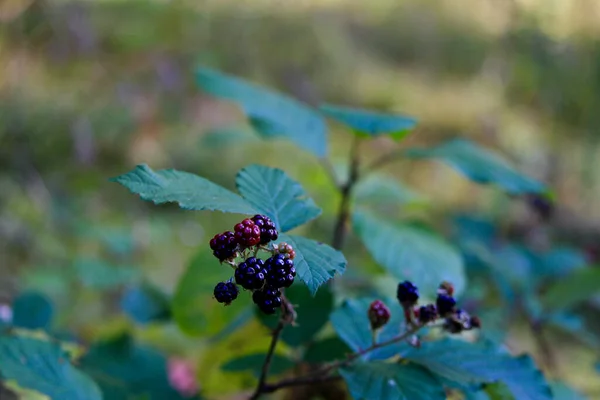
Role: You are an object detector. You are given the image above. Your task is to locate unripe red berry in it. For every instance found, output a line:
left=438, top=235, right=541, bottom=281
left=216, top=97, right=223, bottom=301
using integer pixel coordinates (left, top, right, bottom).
left=234, top=218, right=261, bottom=247
left=274, top=242, right=296, bottom=260
left=438, top=281, right=454, bottom=297
left=368, top=300, right=391, bottom=330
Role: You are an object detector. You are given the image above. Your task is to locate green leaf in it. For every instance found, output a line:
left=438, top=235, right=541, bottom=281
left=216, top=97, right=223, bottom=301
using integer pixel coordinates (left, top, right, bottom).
left=339, top=361, right=446, bottom=400
left=75, top=257, right=140, bottom=289
left=235, top=164, right=321, bottom=232
left=120, top=283, right=171, bottom=325
left=110, top=164, right=256, bottom=215
left=319, top=103, right=417, bottom=140
left=353, top=210, right=466, bottom=297
left=2, top=380, right=51, bottom=400
left=550, top=381, right=587, bottom=400
left=354, top=175, right=426, bottom=209
left=404, top=139, right=546, bottom=195
left=402, top=339, right=552, bottom=400
left=304, top=337, right=352, bottom=364
left=464, top=383, right=515, bottom=400
left=256, top=283, right=333, bottom=347
left=540, top=267, right=600, bottom=311
left=0, top=332, right=102, bottom=400
left=196, top=67, right=328, bottom=157
left=221, top=353, right=294, bottom=378
left=330, top=297, right=407, bottom=361
left=277, top=234, right=346, bottom=295
left=11, top=292, right=53, bottom=330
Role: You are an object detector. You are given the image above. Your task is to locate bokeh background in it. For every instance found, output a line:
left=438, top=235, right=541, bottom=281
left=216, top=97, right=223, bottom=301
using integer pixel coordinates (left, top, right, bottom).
left=2, top=0, right=600, bottom=398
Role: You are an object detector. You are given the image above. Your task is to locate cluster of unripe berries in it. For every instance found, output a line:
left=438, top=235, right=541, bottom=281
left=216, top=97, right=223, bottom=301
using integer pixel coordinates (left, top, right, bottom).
left=210, top=215, right=296, bottom=314
left=367, top=280, right=481, bottom=334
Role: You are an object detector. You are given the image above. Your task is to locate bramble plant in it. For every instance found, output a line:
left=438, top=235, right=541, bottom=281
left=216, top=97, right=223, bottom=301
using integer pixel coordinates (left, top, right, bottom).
left=1, top=66, right=598, bottom=400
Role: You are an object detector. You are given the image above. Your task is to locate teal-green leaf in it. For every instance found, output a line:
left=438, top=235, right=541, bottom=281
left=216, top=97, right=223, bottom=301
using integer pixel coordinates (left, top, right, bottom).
left=550, top=381, right=587, bottom=400
left=330, top=297, right=407, bottom=361
left=277, top=234, right=346, bottom=295
left=540, top=267, right=600, bottom=311
left=339, top=361, right=446, bottom=400
left=320, top=103, right=417, bottom=140
left=235, top=165, right=321, bottom=232
left=402, top=339, right=552, bottom=400
left=0, top=332, right=102, bottom=400
left=120, top=283, right=171, bottom=325
left=11, top=292, right=53, bottom=330
left=404, top=139, right=545, bottom=195
left=221, top=353, right=294, bottom=378
left=110, top=164, right=257, bottom=215
left=353, top=210, right=466, bottom=297
left=303, top=337, right=352, bottom=364
left=196, top=67, right=328, bottom=157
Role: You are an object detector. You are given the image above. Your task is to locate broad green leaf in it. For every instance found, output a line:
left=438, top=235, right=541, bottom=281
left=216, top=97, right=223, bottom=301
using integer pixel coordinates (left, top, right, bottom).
left=550, top=381, right=587, bottom=400
left=172, top=250, right=248, bottom=337
left=319, top=103, right=417, bottom=140
left=2, top=380, right=50, bottom=400
left=74, top=257, right=140, bottom=289
left=353, top=210, right=466, bottom=297
left=0, top=332, right=102, bottom=400
left=402, top=339, right=552, bottom=400
left=11, top=292, right=53, bottom=330
left=354, top=175, right=426, bottom=209
left=221, top=353, right=294, bottom=378
left=256, top=283, right=333, bottom=347
left=404, top=139, right=545, bottom=195
left=537, top=247, right=587, bottom=278
left=196, top=67, right=328, bottom=157
left=277, top=234, right=346, bottom=295
left=235, top=164, right=321, bottom=232
left=339, top=361, right=446, bottom=400
left=464, top=383, right=515, bottom=400
left=330, top=297, right=407, bottom=361
left=120, top=283, right=171, bottom=325
left=304, top=337, right=352, bottom=364
left=540, top=267, right=600, bottom=311
left=110, top=164, right=257, bottom=215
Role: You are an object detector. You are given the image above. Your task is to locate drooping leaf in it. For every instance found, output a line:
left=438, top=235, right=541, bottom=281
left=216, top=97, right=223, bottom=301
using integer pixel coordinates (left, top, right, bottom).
left=339, top=361, right=446, bottom=400
left=540, top=267, right=600, bottom=311
left=404, top=139, right=546, bottom=195
left=74, top=257, right=140, bottom=289
left=353, top=210, right=466, bottom=297
left=221, top=353, right=294, bottom=378
left=303, top=337, right=352, bottom=364
left=120, top=283, right=171, bottom=325
left=110, top=164, right=256, bottom=215
left=402, top=339, right=552, bottom=400
left=235, top=164, right=321, bottom=232
left=550, top=381, right=587, bottom=400
left=277, top=234, right=346, bottom=295
left=0, top=332, right=102, bottom=400
left=256, top=283, right=333, bottom=347
left=354, top=175, right=426, bottom=209
left=196, top=67, right=328, bottom=157
left=330, top=297, right=408, bottom=361
left=319, top=103, right=417, bottom=140
left=11, top=292, right=53, bottom=330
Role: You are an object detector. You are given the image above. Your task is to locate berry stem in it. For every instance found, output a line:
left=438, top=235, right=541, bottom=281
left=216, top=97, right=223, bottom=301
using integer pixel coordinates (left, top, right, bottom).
left=332, top=136, right=361, bottom=250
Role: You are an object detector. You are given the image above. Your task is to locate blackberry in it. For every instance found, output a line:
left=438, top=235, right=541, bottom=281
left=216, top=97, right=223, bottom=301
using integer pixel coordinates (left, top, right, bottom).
left=264, top=254, right=296, bottom=288
left=443, top=318, right=464, bottom=334
left=274, top=242, right=295, bottom=260
left=470, top=315, right=482, bottom=329
left=436, top=294, right=456, bottom=316
left=234, top=218, right=261, bottom=248
left=368, top=300, right=390, bottom=330
left=416, top=304, right=438, bottom=324
left=438, top=281, right=454, bottom=297
left=209, top=231, right=238, bottom=261
left=251, top=214, right=278, bottom=244
left=252, top=286, right=282, bottom=314
left=213, top=281, right=239, bottom=305
left=397, top=281, right=419, bottom=307
left=235, top=257, right=267, bottom=290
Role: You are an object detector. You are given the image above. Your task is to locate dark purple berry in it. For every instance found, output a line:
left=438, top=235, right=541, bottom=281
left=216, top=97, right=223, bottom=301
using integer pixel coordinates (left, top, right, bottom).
left=416, top=304, right=438, bottom=324
left=368, top=300, right=390, bottom=330
left=397, top=281, right=419, bottom=307
left=213, top=281, right=239, bottom=305
left=234, top=219, right=261, bottom=247
left=264, top=254, right=296, bottom=288
left=235, top=257, right=266, bottom=290
left=251, top=214, right=279, bottom=244
left=209, top=231, right=237, bottom=261
left=252, top=286, right=282, bottom=314
left=470, top=316, right=482, bottom=329
left=526, top=194, right=554, bottom=221
left=436, top=294, right=456, bottom=316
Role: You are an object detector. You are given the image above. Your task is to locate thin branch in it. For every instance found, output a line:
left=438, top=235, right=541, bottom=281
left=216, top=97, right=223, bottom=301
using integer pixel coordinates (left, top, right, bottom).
left=261, top=374, right=342, bottom=393
left=364, top=149, right=405, bottom=173
left=332, top=137, right=361, bottom=250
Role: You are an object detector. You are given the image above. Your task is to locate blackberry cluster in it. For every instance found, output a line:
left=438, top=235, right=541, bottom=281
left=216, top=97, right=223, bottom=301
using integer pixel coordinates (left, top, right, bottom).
left=252, top=286, right=282, bottom=314
left=252, top=214, right=278, bottom=244
left=397, top=281, right=419, bottom=307
left=368, top=300, right=391, bottom=330
left=265, top=254, right=296, bottom=288
left=235, top=257, right=267, bottom=290
left=209, top=231, right=237, bottom=261
left=234, top=218, right=262, bottom=248
left=213, top=281, right=238, bottom=305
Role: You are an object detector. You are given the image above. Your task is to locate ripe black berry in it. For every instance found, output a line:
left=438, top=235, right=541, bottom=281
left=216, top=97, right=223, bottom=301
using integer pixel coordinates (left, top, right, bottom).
left=436, top=294, right=456, bottom=316
left=234, top=218, right=261, bottom=248
left=252, top=286, right=282, bottom=314
left=209, top=231, right=238, bottom=261
left=397, top=281, right=419, bottom=307
left=235, top=257, right=267, bottom=290
left=443, top=317, right=464, bottom=334
left=213, top=281, right=239, bottom=305
left=264, top=254, right=296, bottom=288
left=416, top=304, right=438, bottom=324
left=368, top=300, right=390, bottom=330
left=470, top=315, right=482, bottom=329
left=251, top=214, right=278, bottom=245
left=274, top=242, right=295, bottom=260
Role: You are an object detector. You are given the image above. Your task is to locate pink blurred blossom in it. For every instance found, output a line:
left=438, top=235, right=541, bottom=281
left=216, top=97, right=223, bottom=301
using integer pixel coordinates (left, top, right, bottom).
left=167, top=357, right=199, bottom=398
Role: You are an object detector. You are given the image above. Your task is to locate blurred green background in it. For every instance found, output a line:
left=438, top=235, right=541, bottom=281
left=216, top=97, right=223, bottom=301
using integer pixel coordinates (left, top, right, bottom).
left=2, top=0, right=600, bottom=398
